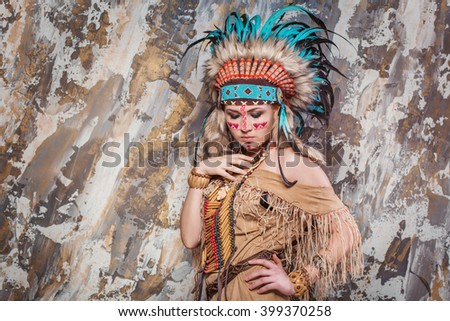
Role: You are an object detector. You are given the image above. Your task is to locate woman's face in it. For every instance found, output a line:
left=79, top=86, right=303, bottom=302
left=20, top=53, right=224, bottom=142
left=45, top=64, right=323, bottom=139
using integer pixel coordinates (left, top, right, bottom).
left=224, top=104, right=278, bottom=151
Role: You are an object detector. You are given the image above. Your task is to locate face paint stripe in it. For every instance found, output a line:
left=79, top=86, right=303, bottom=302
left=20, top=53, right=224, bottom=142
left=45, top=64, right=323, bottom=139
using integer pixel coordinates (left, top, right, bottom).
left=240, top=105, right=247, bottom=130
left=253, top=121, right=268, bottom=130
left=227, top=122, right=239, bottom=130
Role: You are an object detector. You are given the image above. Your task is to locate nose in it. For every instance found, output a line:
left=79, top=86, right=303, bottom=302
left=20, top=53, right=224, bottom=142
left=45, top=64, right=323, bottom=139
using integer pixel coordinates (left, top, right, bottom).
left=240, top=106, right=251, bottom=132
left=240, top=119, right=252, bottom=133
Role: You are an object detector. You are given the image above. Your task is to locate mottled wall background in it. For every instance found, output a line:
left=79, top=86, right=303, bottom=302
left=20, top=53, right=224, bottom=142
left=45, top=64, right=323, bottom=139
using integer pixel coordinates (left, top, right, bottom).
left=0, top=0, right=448, bottom=300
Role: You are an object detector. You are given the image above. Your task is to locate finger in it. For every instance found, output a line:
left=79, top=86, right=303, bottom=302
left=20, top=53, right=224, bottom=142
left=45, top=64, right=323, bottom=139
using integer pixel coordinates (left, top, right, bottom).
left=247, top=277, right=273, bottom=290
left=225, top=165, right=247, bottom=175
left=231, top=154, right=254, bottom=162
left=226, top=156, right=251, bottom=168
left=248, top=259, right=275, bottom=269
left=233, top=154, right=253, bottom=162
left=237, top=160, right=252, bottom=169
left=245, top=268, right=272, bottom=282
left=272, top=254, right=283, bottom=267
left=227, top=160, right=251, bottom=169
left=256, top=283, right=276, bottom=294
left=219, top=170, right=236, bottom=181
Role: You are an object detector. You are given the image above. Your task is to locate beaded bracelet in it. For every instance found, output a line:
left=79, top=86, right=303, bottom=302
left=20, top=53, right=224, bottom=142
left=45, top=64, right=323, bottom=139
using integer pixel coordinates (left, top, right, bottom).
left=288, top=267, right=311, bottom=298
left=187, top=168, right=211, bottom=189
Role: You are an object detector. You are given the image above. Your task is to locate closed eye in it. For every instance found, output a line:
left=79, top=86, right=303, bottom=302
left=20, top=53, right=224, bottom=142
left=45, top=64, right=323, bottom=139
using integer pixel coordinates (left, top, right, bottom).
left=228, top=113, right=240, bottom=119
left=250, top=112, right=262, bottom=118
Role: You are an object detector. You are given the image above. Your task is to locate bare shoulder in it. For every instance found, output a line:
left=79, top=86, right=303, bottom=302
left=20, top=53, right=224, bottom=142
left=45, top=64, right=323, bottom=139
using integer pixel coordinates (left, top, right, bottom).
left=263, top=147, right=332, bottom=187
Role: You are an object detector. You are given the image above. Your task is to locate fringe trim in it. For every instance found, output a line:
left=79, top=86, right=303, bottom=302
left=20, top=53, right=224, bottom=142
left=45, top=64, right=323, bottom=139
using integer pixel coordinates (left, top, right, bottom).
left=198, top=179, right=363, bottom=300
left=236, top=183, right=363, bottom=300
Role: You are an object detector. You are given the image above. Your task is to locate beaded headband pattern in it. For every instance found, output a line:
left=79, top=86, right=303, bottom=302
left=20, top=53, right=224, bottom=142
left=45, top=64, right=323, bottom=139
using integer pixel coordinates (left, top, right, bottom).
left=220, top=84, right=280, bottom=105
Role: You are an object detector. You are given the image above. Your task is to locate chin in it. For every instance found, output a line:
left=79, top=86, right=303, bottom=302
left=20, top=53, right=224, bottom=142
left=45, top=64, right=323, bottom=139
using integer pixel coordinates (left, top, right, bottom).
left=241, top=141, right=261, bottom=151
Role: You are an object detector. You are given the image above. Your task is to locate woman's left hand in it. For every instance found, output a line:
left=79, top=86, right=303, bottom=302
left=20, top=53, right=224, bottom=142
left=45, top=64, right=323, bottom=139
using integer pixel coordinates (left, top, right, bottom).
left=245, top=254, right=294, bottom=296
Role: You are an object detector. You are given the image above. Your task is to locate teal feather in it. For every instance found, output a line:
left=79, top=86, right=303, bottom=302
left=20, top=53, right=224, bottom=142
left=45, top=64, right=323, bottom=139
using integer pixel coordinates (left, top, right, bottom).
left=272, top=22, right=306, bottom=39
left=279, top=102, right=291, bottom=140
left=240, top=14, right=251, bottom=41
left=240, top=14, right=248, bottom=40
left=276, top=27, right=307, bottom=42
left=249, top=16, right=261, bottom=39
left=225, top=13, right=234, bottom=37
left=309, top=104, right=325, bottom=113
left=230, top=13, right=244, bottom=40
left=294, top=113, right=305, bottom=135
left=276, top=101, right=298, bottom=187
left=288, top=27, right=323, bottom=47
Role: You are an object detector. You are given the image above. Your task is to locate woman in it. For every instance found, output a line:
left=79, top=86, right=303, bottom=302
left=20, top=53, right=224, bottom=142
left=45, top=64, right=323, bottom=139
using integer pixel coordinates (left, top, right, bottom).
left=181, top=5, right=363, bottom=300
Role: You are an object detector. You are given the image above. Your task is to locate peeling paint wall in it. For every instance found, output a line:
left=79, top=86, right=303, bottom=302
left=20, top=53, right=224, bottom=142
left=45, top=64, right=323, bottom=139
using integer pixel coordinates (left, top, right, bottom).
left=0, top=0, right=448, bottom=300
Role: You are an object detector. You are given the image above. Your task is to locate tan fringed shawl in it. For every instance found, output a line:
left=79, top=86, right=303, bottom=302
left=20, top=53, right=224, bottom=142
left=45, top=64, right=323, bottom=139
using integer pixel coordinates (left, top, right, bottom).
left=199, top=169, right=363, bottom=301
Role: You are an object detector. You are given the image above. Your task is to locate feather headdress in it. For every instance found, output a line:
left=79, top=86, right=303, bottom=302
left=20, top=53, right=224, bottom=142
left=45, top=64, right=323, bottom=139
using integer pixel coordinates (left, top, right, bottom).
left=185, top=5, right=341, bottom=186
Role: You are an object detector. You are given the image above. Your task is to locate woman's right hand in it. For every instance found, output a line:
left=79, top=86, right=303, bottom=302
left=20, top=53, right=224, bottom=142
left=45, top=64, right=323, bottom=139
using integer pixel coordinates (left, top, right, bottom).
left=195, top=154, right=254, bottom=181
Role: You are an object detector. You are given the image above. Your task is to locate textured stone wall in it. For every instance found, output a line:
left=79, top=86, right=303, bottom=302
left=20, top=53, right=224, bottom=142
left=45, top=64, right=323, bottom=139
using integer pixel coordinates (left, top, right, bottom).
left=0, top=0, right=448, bottom=300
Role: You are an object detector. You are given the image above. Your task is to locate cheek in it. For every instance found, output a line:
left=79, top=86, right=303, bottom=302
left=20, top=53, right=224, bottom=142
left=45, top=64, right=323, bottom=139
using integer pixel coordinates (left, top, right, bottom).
left=227, top=122, right=239, bottom=130
left=252, top=121, right=268, bottom=130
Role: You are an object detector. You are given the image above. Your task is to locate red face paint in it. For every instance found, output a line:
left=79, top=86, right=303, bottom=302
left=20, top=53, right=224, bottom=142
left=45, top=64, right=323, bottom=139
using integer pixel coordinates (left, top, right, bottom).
left=240, top=105, right=247, bottom=130
left=253, top=121, right=268, bottom=130
left=227, top=122, right=239, bottom=130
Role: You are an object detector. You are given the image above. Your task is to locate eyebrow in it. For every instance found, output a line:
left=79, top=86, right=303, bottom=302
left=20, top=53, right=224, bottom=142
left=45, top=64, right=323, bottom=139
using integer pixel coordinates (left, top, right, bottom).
left=225, top=107, right=265, bottom=113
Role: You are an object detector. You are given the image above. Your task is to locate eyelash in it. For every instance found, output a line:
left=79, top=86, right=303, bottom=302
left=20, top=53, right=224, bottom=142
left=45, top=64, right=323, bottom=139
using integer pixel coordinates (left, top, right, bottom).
left=228, top=113, right=262, bottom=119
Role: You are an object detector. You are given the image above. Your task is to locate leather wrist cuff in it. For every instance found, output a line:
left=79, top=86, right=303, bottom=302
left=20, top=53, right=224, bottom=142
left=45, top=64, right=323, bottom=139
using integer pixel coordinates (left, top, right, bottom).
left=288, top=267, right=311, bottom=298
left=188, top=168, right=211, bottom=189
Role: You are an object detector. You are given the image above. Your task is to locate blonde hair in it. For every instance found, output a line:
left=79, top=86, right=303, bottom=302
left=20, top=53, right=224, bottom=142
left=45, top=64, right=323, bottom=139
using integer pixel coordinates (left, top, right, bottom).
left=196, top=106, right=325, bottom=165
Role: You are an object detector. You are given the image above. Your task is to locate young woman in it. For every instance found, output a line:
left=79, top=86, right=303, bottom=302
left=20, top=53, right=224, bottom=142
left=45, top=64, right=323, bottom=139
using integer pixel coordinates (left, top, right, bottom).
left=181, top=5, right=363, bottom=300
